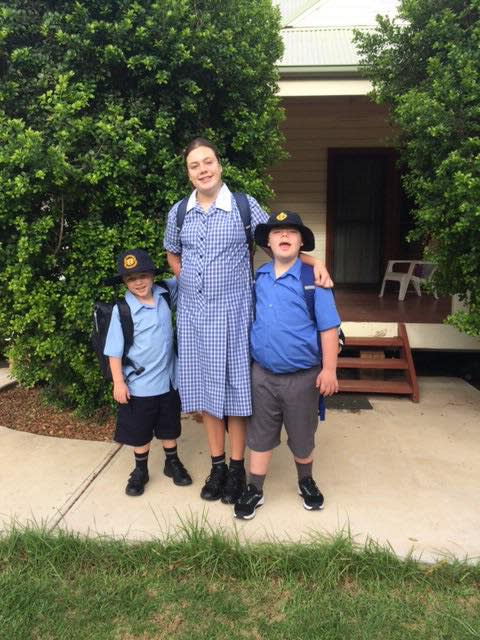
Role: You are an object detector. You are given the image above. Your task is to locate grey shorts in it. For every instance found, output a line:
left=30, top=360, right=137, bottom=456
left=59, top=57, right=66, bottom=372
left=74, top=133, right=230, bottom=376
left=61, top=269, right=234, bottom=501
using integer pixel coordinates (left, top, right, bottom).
left=247, top=361, right=319, bottom=458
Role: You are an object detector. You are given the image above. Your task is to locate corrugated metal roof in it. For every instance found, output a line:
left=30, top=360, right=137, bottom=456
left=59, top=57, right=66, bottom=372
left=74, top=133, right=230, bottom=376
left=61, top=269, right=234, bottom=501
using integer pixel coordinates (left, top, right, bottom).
left=273, top=1, right=399, bottom=74
left=279, top=26, right=373, bottom=70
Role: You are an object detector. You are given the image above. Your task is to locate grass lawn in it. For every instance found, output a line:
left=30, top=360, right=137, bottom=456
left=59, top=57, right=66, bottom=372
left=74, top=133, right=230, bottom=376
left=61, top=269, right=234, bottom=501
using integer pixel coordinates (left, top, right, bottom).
left=1, top=525, right=479, bottom=640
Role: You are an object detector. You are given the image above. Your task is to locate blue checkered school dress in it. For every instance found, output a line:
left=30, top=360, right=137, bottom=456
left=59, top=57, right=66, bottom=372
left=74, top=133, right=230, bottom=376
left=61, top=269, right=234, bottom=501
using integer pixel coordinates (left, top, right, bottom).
left=164, top=185, right=268, bottom=419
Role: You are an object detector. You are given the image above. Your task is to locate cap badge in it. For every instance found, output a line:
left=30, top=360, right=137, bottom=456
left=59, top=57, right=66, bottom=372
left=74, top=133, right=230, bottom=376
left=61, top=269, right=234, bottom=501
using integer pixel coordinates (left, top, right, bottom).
left=276, top=212, right=287, bottom=221
left=124, top=255, right=138, bottom=269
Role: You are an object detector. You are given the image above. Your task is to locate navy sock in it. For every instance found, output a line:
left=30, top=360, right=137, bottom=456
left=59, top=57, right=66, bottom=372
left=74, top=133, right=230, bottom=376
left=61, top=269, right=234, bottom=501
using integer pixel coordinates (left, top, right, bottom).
left=164, top=445, right=178, bottom=461
left=229, top=458, right=244, bottom=470
left=211, top=453, right=226, bottom=467
left=134, top=450, right=149, bottom=473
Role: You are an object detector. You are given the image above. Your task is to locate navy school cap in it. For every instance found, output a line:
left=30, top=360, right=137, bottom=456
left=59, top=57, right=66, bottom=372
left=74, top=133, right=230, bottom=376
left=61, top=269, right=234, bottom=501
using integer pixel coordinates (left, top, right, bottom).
left=103, top=249, right=162, bottom=286
left=254, top=211, right=315, bottom=251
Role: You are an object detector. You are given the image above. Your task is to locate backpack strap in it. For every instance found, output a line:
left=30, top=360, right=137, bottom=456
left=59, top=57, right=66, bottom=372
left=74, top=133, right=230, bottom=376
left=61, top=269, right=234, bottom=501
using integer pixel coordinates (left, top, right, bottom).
left=156, top=279, right=172, bottom=309
left=299, top=263, right=316, bottom=323
left=232, top=192, right=252, bottom=247
left=299, top=264, right=329, bottom=421
left=232, top=191, right=253, bottom=274
left=116, top=299, right=134, bottom=357
left=299, top=264, right=344, bottom=353
left=176, top=196, right=189, bottom=235
left=116, top=299, right=144, bottom=376
left=156, top=279, right=178, bottom=355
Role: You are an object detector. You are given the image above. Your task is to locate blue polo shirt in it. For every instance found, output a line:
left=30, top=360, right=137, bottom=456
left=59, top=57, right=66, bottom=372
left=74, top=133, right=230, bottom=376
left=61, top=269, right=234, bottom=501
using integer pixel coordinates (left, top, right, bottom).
left=250, top=259, right=341, bottom=374
left=104, top=281, right=177, bottom=397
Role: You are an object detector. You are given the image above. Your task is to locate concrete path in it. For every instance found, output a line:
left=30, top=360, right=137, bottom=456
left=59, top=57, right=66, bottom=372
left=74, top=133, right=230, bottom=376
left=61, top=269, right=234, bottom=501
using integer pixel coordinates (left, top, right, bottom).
left=0, top=364, right=15, bottom=391
left=1, top=377, right=479, bottom=563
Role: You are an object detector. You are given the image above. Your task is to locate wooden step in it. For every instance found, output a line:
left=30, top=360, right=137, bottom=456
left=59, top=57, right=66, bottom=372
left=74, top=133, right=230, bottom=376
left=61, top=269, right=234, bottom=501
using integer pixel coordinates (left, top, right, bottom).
left=344, top=336, right=403, bottom=348
left=398, top=322, right=419, bottom=402
left=338, top=357, right=408, bottom=370
left=337, top=324, right=419, bottom=402
left=338, top=379, right=413, bottom=395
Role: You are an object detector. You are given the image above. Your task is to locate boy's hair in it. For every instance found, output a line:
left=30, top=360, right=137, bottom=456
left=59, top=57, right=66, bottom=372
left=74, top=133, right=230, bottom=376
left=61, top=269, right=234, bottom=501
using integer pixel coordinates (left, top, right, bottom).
left=123, top=270, right=154, bottom=282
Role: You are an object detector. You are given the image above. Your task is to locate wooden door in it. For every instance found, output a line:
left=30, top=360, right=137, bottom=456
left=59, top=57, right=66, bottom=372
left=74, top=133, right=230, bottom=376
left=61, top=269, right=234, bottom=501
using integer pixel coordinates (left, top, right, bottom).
left=327, top=149, right=401, bottom=285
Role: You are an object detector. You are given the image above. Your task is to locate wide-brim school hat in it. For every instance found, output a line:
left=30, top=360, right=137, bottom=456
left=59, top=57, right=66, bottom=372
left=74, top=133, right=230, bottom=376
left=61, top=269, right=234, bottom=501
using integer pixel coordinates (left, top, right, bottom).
left=254, top=211, right=315, bottom=252
left=103, top=248, right=162, bottom=285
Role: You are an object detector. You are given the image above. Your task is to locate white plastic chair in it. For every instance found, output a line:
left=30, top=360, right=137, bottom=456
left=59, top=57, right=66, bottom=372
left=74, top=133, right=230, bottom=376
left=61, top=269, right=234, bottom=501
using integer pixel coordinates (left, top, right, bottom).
left=379, top=260, right=437, bottom=301
left=409, top=262, right=438, bottom=299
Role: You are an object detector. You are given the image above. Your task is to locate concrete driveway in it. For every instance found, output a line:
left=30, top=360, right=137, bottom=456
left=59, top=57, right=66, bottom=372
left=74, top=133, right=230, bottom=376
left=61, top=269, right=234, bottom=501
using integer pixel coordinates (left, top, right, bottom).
left=1, top=376, right=479, bottom=563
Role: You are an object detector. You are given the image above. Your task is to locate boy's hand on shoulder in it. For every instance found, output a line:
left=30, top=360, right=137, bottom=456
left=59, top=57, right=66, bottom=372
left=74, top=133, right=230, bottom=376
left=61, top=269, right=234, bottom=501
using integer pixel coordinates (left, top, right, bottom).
left=316, top=369, right=338, bottom=396
left=113, top=381, right=130, bottom=404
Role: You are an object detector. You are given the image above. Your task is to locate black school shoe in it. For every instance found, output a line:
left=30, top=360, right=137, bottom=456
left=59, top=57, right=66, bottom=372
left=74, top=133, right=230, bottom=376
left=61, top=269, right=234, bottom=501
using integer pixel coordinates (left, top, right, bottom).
left=234, top=484, right=264, bottom=520
left=125, top=467, right=149, bottom=497
left=298, top=476, right=324, bottom=510
left=221, top=465, right=246, bottom=504
left=200, top=463, right=228, bottom=501
left=164, top=457, right=193, bottom=486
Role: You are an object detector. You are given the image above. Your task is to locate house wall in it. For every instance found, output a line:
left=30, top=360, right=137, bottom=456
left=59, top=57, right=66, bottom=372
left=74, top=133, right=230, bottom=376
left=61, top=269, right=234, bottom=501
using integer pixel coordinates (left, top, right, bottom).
left=264, top=95, right=394, bottom=264
left=261, top=94, right=480, bottom=350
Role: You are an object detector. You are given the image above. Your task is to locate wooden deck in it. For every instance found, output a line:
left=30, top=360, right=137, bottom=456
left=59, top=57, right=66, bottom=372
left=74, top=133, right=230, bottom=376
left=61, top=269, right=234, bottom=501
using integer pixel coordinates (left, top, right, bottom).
left=334, top=287, right=451, bottom=323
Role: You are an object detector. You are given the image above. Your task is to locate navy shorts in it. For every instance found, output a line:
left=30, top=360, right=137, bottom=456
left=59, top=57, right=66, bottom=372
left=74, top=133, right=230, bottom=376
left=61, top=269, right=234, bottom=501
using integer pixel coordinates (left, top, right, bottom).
left=114, top=389, right=181, bottom=447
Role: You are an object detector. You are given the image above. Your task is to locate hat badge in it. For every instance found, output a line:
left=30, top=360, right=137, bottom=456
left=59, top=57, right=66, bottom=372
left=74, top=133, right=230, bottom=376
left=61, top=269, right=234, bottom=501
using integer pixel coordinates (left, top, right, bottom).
left=276, top=212, right=287, bottom=221
left=124, top=255, right=138, bottom=269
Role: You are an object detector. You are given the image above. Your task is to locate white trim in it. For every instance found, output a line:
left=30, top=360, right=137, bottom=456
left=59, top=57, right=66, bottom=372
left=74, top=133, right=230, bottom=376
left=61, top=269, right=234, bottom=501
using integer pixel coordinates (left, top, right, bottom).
left=277, top=78, right=372, bottom=96
left=342, top=322, right=480, bottom=351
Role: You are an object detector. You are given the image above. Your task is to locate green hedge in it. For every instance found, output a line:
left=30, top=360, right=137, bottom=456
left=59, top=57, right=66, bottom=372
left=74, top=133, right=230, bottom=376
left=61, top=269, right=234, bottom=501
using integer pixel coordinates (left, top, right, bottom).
left=0, top=0, right=284, bottom=412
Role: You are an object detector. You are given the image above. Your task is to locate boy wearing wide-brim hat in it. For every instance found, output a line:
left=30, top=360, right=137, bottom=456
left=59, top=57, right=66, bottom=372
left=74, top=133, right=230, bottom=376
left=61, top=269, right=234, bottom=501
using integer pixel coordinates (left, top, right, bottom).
left=234, top=212, right=341, bottom=519
left=104, top=248, right=192, bottom=496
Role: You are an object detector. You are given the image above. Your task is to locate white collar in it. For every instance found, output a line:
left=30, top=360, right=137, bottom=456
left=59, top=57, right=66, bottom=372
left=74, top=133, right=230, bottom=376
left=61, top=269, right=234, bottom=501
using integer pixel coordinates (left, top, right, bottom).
left=186, top=183, right=233, bottom=213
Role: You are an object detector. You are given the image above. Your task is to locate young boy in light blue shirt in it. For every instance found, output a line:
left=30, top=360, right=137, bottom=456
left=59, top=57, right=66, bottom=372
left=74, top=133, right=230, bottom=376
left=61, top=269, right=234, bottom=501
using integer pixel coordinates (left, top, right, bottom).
left=235, top=212, right=341, bottom=519
left=104, top=248, right=192, bottom=497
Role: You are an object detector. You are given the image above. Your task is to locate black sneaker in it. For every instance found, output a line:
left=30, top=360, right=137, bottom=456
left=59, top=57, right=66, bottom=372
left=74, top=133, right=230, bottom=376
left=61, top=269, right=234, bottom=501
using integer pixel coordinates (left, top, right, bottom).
left=200, top=463, right=228, bottom=501
left=234, top=484, right=264, bottom=520
left=298, top=476, right=324, bottom=510
left=221, top=465, right=246, bottom=504
left=125, top=467, right=149, bottom=497
left=164, top=457, right=193, bottom=486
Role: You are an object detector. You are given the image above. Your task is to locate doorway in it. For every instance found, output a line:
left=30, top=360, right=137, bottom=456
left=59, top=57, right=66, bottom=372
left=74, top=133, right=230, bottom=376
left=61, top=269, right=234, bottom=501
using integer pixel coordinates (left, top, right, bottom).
left=327, top=149, right=408, bottom=286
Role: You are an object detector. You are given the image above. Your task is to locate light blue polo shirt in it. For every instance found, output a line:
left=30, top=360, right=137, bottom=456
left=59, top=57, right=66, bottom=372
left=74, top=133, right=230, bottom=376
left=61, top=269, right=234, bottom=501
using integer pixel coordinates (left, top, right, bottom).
left=250, top=259, right=341, bottom=374
left=104, top=281, right=177, bottom=397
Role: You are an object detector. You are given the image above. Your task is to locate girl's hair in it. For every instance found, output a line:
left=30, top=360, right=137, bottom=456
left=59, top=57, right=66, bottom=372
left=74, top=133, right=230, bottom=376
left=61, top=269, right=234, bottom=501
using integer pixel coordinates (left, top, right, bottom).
left=183, top=137, right=221, bottom=166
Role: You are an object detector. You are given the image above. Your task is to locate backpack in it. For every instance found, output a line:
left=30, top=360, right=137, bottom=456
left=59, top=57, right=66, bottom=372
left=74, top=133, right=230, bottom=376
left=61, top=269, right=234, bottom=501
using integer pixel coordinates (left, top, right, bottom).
left=298, top=264, right=346, bottom=421
left=91, top=281, right=172, bottom=381
left=176, top=191, right=253, bottom=249
left=299, top=263, right=345, bottom=353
